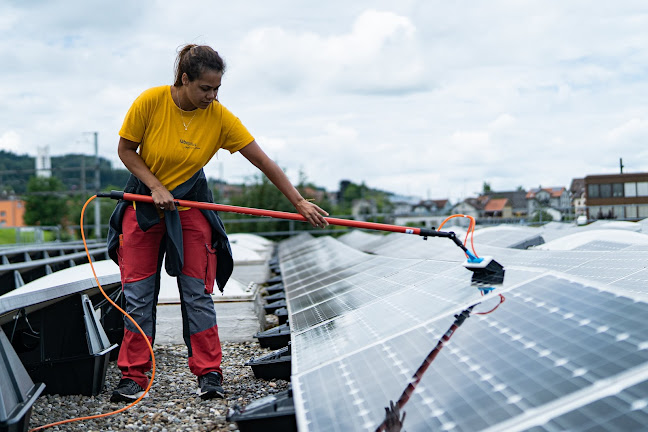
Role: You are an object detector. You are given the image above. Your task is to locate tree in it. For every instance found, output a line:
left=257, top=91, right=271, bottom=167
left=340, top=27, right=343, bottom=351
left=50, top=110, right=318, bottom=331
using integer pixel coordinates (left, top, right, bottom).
left=224, top=174, right=296, bottom=234
left=483, top=182, right=492, bottom=194
left=530, top=209, right=553, bottom=223
left=23, top=177, right=67, bottom=226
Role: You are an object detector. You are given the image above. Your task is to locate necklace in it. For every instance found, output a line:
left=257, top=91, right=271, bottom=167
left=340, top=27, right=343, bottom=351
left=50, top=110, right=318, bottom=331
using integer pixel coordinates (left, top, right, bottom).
left=173, top=87, right=197, bottom=131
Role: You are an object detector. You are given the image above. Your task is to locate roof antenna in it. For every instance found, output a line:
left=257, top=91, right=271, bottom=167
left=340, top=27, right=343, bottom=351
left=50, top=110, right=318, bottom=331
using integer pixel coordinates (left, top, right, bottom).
left=620, top=157, right=624, bottom=174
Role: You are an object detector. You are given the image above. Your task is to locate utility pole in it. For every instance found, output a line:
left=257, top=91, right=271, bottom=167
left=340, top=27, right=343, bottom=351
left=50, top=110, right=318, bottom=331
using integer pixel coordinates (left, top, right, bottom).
left=620, top=158, right=624, bottom=174
left=93, top=132, right=101, bottom=239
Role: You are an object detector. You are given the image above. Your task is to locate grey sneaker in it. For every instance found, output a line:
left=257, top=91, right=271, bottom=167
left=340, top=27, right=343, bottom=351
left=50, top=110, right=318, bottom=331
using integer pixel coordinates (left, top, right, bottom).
left=110, top=378, right=147, bottom=402
left=197, top=371, right=225, bottom=399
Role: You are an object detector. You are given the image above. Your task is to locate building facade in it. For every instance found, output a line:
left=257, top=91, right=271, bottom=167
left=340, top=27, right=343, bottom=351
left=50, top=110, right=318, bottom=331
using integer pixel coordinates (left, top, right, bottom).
left=585, top=172, right=648, bottom=220
left=526, top=187, right=570, bottom=218
left=0, top=199, right=26, bottom=227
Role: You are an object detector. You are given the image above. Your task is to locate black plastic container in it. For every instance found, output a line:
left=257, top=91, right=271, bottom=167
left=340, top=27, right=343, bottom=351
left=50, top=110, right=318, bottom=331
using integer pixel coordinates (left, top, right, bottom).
left=264, top=291, right=285, bottom=302
left=264, top=275, right=283, bottom=285
left=92, top=286, right=124, bottom=361
left=0, top=327, right=45, bottom=432
left=9, top=293, right=117, bottom=396
left=245, top=345, right=291, bottom=380
left=264, top=284, right=284, bottom=295
left=254, top=323, right=291, bottom=350
left=274, top=308, right=288, bottom=325
left=264, top=300, right=287, bottom=314
left=228, top=388, right=297, bottom=432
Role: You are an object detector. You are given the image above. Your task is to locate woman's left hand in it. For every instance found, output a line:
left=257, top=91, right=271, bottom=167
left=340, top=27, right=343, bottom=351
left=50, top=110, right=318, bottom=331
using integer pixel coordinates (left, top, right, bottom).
left=296, top=199, right=329, bottom=228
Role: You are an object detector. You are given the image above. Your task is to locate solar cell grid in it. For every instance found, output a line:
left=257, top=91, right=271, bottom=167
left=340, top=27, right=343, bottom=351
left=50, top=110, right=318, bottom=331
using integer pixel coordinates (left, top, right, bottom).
left=279, top=231, right=648, bottom=431
left=367, top=236, right=648, bottom=299
left=282, top=237, right=648, bottom=432
left=286, top=256, right=420, bottom=299
left=572, top=240, right=635, bottom=251
left=533, top=389, right=648, bottom=431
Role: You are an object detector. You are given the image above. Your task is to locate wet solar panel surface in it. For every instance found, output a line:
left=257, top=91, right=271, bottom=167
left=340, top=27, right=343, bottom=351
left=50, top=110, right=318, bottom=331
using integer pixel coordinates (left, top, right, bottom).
left=280, top=232, right=648, bottom=432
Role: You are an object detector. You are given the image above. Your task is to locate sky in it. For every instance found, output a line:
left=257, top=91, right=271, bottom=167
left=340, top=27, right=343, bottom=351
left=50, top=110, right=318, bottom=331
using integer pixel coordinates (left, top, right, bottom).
left=1, top=1, right=647, bottom=202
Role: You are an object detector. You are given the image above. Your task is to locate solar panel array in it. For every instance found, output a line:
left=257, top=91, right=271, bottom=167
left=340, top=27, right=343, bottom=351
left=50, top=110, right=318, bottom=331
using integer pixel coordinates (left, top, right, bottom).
left=280, top=231, right=648, bottom=432
left=355, top=230, right=648, bottom=301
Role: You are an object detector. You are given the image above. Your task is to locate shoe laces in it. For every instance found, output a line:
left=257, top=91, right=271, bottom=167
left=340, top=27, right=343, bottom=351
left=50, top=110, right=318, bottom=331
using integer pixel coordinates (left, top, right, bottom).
left=118, top=378, right=142, bottom=391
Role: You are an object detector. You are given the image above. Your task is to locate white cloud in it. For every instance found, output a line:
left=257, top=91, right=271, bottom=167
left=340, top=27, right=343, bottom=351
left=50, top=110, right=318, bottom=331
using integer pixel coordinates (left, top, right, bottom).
left=324, top=122, right=359, bottom=141
left=489, top=114, right=516, bottom=131
left=233, top=9, right=426, bottom=95
left=0, top=131, right=23, bottom=154
left=255, top=136, right=287, bottom=152
left=450, top=131, right=490, bottom=148
left=607, top=118, right=648, bottom=142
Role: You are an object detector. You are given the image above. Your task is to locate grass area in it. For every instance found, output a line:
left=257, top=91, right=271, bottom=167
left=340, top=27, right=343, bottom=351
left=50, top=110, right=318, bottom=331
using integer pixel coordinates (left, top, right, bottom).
left=0, top=228, right=57, bottom=245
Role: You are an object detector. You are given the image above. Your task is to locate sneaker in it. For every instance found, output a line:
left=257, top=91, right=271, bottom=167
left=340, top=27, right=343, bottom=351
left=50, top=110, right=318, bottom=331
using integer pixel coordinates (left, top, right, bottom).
left=110, top=378, right=147, bottom=402
left=197, top=371, right=225, bottom=399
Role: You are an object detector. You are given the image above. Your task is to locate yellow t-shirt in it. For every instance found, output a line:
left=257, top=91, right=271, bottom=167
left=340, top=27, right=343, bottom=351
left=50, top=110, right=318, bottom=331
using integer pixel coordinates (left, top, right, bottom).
left=119, top=85, right=254, bottom=192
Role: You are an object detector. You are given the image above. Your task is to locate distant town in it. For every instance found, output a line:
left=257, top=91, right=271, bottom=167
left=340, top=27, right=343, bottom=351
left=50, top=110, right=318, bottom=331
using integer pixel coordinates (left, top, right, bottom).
left=0, top=148, right=647, bottom=231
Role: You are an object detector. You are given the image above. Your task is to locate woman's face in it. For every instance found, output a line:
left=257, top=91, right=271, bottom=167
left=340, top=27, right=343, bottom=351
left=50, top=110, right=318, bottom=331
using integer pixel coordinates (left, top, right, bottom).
left=183, top=69, right=222, bottom=109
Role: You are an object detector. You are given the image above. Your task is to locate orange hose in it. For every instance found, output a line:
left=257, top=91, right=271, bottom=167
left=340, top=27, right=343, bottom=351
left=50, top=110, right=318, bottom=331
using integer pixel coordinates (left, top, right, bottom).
left=437, top=214, right=478, bottom=258
left=29, top=195, right=156, bottom=431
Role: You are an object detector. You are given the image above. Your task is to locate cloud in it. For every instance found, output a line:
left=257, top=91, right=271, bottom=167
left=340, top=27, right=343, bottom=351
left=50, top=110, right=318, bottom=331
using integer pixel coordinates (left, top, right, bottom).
left=488, top=114, right=516, bottom=131
left=233, top=9, right=426, bottom=95
left=0, top=131, right=23, bottom=154
left=256, top=136, right=287, bottom=152
left=607, top=118, right=648, bottom=142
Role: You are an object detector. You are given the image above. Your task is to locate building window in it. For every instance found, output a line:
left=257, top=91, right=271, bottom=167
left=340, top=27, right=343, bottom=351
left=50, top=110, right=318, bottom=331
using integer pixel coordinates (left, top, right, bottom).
left=639, top=205, right=648, bottom=218
left=0, top=211, right=5, bottom=217
left=625, top=182, right=637, bottom=197
left=612, top=183, right=624, bottom=197
left=600, top=184, right=612, bottom=198
left=638, top=182, right=648, bottom=197
left=626, top=205, right=638, bottom=219
left=588, top=184, right=599, bottom=198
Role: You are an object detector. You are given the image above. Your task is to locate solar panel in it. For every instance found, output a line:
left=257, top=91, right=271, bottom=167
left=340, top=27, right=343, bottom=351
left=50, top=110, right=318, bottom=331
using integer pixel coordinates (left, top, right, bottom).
left=471, top=226, right=545, bottom=249
left=279, top=233, right=648, bottom=432
left=337, top=230, right=385, bottom=250
left=349, top=230, right=648, bottom=300
left=526, top=379, right=648, bottom=431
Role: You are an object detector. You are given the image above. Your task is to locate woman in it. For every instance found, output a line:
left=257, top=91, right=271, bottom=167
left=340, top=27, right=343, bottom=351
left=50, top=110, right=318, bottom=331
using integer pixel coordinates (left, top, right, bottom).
left=106, top=44, right=328, bottom=402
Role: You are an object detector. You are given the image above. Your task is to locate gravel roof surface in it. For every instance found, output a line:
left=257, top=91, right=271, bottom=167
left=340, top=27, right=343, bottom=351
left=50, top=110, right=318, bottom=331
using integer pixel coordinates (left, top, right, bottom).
left=29, top=340, right=290, bottom=432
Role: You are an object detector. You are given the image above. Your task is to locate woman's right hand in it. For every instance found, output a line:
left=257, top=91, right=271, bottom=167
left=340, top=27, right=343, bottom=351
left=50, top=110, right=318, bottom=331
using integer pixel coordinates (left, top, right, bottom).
left=151, top=186, right=176, bottom=211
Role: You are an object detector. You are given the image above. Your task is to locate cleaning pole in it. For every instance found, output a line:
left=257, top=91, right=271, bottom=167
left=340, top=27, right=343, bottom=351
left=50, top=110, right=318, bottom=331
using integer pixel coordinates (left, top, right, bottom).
left=97, top=191, right=505, bottom=284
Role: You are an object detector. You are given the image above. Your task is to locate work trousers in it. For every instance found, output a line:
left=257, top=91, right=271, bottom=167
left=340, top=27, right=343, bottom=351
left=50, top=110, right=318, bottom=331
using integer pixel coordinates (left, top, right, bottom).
left=116, top=206, right=222, bottom=388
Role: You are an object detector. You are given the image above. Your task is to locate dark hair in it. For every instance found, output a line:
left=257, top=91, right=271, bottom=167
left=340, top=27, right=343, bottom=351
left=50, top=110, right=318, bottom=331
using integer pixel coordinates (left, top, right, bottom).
left=174, top=44, right=226, bottom=86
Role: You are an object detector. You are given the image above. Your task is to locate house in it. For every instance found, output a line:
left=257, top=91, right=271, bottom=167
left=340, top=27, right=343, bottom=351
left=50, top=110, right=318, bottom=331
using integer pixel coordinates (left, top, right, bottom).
left=450, top=197, right=486, bottom=221
left=351, top=198, right=378, bottom=221
left=388, top=194, right=421, bottom=215
left=0, top=199, right=26, bottom=227
left=526, top=186, right=570, bottom=218
left=392, top=198, right=453, bottom=229
left=585, top=172, right=648, bottom=220
left=570, top=178, right=586, bottom=216
left=482, top=190, right=528, bottom=216
left=483, top=198, right=512, bottom=218
left=300, top=186, right=328, bottom=204
left=411, top=199, right=451, bottom=215
left=391, top=201, right=416, bottom=216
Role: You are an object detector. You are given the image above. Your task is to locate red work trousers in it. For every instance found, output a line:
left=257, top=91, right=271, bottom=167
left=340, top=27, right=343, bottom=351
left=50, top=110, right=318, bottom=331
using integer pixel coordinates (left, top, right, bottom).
left=116, top=206, right=222, bottom=388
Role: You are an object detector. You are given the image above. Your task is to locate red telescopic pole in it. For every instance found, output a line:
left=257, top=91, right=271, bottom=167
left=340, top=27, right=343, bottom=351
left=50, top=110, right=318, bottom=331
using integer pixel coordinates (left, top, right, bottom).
left=114, top=192, right=425, bottom=236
